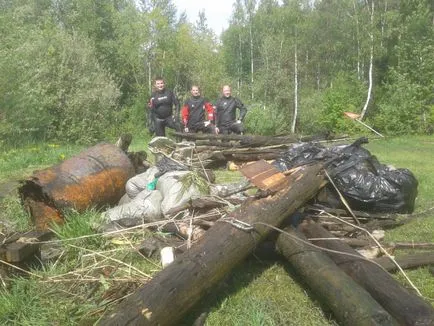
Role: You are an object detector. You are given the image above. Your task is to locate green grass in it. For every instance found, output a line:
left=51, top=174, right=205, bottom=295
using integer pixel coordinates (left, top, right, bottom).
left=0, top=142, right=84, bottom=182
left=0, top=135, right=433, bottom=325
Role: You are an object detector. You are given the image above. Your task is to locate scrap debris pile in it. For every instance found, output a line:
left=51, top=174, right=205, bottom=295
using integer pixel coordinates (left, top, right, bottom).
left=3, top=133, right=433, bottom=326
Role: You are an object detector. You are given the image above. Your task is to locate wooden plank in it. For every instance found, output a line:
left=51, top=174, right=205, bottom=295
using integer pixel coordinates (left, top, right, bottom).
left=240, top=159, right=286, bottom=191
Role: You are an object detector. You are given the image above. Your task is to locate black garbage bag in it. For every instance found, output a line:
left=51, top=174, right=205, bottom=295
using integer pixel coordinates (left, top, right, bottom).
left=274, top=137, right=418, bottom=214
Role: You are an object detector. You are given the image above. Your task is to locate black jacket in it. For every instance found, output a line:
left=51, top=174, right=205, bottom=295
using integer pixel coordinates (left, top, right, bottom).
left=149, top=88, right=179, bottom=119
left=214, top=96, right=247, bottom=128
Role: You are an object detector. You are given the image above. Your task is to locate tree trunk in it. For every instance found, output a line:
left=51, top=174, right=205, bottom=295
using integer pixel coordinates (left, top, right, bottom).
left=360, top=0, right=375, bottom=120
left=299, top=220, right=434, bottom=326
left=276, top=227, right=396, bottom=325
left=291, top=41, right=298, bottom=134
left=174, top=132, right=320, bottom=147
left=99, top=164, right=326, bottom=326
left=373, top=252, right=434, bottom=272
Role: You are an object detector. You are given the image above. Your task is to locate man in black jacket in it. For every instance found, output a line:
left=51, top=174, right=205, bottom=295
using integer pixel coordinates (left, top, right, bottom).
left=181, top=86, right=217, bottom=134
left=214, top=85, right=247, bottom=135
left=147, top=77, right=181, bottom=137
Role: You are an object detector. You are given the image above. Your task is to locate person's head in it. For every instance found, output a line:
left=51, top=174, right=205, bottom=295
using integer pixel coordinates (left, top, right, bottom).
left=222, top=85, right=231, bottom=98
left=191, top=85, right=201, bottom=97
left=154, top=77, right=165, bottom=91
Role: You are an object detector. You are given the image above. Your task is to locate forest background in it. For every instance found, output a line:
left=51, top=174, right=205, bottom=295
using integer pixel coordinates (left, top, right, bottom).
left=1, top=0, right=433, bottom=147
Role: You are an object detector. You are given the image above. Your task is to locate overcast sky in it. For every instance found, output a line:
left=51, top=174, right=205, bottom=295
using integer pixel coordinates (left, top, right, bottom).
left=173, top=0, right=235, bottom=36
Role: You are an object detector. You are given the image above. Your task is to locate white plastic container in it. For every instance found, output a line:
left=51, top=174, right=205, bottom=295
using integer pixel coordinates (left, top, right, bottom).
left=160, top=246, right=175, bottom=268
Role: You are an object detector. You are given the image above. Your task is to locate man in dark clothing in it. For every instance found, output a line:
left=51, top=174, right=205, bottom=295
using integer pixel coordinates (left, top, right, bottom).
left=181, top=86, right=217, bottom=134
left=148, top=77, right=181, bottom=137
left=214, top=85, right=247, bottom=135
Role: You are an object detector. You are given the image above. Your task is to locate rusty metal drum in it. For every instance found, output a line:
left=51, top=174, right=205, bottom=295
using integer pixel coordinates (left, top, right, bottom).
left=19, top=143, right=135, bottom=230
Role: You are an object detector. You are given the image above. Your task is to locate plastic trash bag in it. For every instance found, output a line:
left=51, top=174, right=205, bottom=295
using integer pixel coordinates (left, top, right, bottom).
left=103, top=189, right=163, bottom=222
left=156, top=171, right=207, bottom=216
left=273, top=138, right=418, bottom=213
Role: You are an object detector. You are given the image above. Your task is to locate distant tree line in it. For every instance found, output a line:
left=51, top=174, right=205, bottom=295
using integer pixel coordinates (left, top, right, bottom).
left=1, top=0, right=433, bottom=146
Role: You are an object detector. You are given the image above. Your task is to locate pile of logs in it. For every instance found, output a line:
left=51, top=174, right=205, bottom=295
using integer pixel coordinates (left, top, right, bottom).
left=171, top=132, right=347, bottom=168
left=6, top=135, right=433, bottom=325
left=99, top=163, right=434, bottom=326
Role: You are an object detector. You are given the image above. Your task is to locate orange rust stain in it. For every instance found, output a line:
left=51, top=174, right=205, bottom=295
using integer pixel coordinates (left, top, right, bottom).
left=50, top=168, right=131, bottom=210
left=32, top=168, right=58, bottom=184
left=25, top=198, right=63, bottom=231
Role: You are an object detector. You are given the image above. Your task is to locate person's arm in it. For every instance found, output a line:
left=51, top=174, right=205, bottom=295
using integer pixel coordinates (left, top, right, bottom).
left=213, top=100, right=219, bottom=133
left=236, top=98, right=247, bottom=121
left=172, top=91, right=180, bottom=122
left=204, top=101, right=215, bottom=122
left=147, top=95, right=155, bottom=134
left=181, top=104, right=189, bottom=132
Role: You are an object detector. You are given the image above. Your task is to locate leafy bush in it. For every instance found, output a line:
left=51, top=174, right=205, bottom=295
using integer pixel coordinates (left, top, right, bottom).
left=244, top=104, right=286, bottom=135
left=319, top=73, right=365, bottom=134
left=374, top=70, right=431, bottom=135
left=0, top=6, right=120, bottom=146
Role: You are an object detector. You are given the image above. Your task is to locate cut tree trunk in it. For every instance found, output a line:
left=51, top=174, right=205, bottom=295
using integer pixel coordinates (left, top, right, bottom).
left=99, top=164, right=326, bottom=326
left=173, top=132, right=318, bottom=147
left=299, top=220, right=434, bottom=326
left=276, top=227, right=396, bottom=325
left=373, top=252, right=434, bottom=272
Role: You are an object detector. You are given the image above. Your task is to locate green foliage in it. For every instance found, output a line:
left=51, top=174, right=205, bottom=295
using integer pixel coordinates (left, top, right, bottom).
left=319, top=73, right=365, bottom=134
left=50, top=209, right=107, bottom=251
left=0, top=2, right=121, bottom=145
left=0, top=143, right=83, bottom=181
left=374, top=71, right=427, bottom=135
left=245, top=104, right=284, bottom=135
left=177, top=171, right=210, bottom=201
left=0, top=195, right=31, bottom=233
left=298, top=90, right=325, bottom=135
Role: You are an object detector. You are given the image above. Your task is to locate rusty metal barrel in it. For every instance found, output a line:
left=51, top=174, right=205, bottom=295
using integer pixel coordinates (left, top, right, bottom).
left=19, top=143, right=135, bottom=230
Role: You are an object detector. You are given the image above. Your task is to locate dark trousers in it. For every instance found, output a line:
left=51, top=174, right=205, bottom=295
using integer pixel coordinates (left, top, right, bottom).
left=219, top=121, right=244, bottom=135
left=188, top=122, right=217, bottom=134
left=155, top=116, right=181, bottom=137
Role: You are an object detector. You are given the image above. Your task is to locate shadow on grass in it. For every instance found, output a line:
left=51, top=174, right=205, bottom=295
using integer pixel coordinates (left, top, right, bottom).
left=179, top=244, right=283, bottom=325
left=179, top=240, right=336, bottom=325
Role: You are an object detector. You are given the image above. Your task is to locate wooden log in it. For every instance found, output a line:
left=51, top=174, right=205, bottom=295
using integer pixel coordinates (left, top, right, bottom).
left=276, top=227, right=395, bottom=325
left=373, top=252, right=434, bottom=272
left=174, top=132, right=300, bottom=147
left=1, top=230, right=52, bottom=263
left=390, top=242, right=434, bottom=250
left=299, top=220, right=434, bottom=326
left=99, top=164, right=326, bottom=326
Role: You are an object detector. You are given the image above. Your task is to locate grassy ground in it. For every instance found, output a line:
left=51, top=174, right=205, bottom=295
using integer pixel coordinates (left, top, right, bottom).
left=0, top=135, right=433, bottom=325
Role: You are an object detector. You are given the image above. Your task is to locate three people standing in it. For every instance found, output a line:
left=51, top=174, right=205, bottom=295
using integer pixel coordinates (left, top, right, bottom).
left=147, top=81, right=247, bottom=137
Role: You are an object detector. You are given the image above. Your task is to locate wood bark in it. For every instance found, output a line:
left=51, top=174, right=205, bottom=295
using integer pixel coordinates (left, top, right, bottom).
left=373, top=252, right=434, bottom=273
left=175, top=132, right=300, bottom=146
left=299, top=220, right=434, bottom=326
left=99, top=164, right=326, bottom=326
left=276, top=227, right=395, bottom=325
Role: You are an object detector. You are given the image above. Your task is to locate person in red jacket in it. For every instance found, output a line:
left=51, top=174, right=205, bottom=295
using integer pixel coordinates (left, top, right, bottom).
left=181, top=86, right=217, bottom=134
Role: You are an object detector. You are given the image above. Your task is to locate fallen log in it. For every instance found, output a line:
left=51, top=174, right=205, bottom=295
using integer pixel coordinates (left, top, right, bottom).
left=299, top=220, right=434, bottom=326
left=174, top=132, right=301, bottom=147
left=276, top=227, right=396, bottom=325
left=99, top=164, right=326, bottom=325
left=389, top=242, right=434, bottom=250
left=373, top=252, right=434, bottom=272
